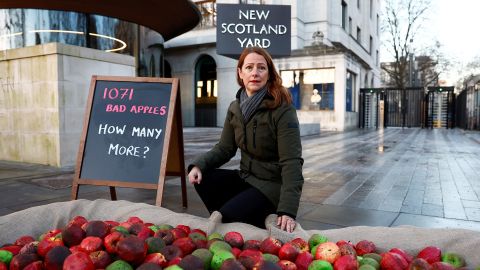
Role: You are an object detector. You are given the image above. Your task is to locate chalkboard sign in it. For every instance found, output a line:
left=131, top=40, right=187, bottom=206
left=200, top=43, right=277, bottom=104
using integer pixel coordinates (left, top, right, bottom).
left=71, top=76, right=187, bottom=207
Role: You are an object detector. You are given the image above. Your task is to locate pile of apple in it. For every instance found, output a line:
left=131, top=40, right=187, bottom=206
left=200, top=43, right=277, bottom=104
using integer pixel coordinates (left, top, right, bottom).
left=0, top=216, right=476, bottom=270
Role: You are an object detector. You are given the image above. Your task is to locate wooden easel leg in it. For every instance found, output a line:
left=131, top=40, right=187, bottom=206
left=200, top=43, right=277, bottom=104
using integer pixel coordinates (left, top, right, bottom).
left=109, top=186, right=117, bottom=200
left=71, top=183, right=80, bottom=200
left=180, top=174, right=188, bottom=208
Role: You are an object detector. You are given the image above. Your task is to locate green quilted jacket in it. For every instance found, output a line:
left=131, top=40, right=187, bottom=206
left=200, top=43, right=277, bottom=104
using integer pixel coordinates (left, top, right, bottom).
left=191, top=90, right=304, bottom=217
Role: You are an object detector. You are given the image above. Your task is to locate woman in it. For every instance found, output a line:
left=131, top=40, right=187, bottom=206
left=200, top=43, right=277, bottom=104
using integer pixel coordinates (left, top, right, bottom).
left=188, top=47, right=304, bottom=233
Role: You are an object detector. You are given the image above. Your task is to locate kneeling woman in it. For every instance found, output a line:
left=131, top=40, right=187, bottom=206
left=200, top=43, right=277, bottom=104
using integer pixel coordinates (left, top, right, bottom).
left=188, top=47, right=304, bottom=233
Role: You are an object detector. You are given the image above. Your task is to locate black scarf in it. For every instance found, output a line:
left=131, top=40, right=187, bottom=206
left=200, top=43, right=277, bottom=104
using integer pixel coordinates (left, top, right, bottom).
left=239, top=86, right=268, bottom=123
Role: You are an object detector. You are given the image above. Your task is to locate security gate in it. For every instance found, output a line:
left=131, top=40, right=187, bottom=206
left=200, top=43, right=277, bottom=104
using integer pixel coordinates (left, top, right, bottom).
left=425, top=87, right=455, bottom=129
left=359, top=87, right=425, bottom=128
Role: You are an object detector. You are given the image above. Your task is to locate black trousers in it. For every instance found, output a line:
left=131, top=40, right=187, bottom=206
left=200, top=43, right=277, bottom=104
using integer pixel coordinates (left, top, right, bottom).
left=194, top=169, right=275, bottom=229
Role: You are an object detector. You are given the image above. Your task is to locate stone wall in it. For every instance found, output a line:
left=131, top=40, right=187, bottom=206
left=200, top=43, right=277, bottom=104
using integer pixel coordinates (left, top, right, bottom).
left=0, top=43, right=135, bottom=167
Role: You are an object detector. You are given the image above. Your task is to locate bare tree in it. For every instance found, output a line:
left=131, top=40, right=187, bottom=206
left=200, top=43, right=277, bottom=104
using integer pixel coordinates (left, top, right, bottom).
left=381, top=0, right=444, bottom=88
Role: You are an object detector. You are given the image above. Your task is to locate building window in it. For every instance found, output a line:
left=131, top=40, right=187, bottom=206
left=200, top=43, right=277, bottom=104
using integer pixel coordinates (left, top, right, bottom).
left=376, top=14, right=380, bottom=36
left=369, top=36, right=373, bottom=54
left=357, top=0, right=360, bottom=9
left=346, top=71, right=355, bottom=112
left=357, top=27, right=361, bottom=43
left=194, top=0, right=217, bottom=29
left=370, top=0, right=373, bottom=18
left=376, top=50, right=379, bottom=66
left=281, top=68, right=335, bottom=111
left=349, top=17, right=353, bottom=35
left=342, top=1, right=347, bottom=30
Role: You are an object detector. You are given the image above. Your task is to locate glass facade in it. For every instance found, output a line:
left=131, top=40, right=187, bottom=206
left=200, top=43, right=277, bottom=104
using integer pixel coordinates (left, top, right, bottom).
left=0, top=9, right=138, bottom=56
left=0, top=9, right=171, bottom=77
left=281, top=69, right=336, bottom=111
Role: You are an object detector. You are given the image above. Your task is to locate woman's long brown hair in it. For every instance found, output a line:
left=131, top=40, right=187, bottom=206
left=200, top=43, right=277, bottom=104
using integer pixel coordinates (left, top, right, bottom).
left=236, top=46, right=292, bottom=108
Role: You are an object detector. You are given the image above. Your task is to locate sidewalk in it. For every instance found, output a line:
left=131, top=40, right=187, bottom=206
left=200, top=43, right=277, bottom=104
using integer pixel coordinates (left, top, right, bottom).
left=1, top=127, right=480, bottom=231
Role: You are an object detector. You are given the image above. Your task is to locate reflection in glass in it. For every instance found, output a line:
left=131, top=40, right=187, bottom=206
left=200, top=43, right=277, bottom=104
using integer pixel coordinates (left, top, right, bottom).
left=0, top=9, right=136, bottom=56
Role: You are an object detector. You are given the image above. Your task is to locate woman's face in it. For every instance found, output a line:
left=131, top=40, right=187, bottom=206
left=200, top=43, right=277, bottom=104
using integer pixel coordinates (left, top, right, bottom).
left=238, top=52, right=269, bottom=96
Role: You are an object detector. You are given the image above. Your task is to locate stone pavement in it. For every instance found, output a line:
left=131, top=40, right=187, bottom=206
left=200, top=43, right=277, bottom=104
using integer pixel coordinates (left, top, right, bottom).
left=1, top=127, right=480, bottom=231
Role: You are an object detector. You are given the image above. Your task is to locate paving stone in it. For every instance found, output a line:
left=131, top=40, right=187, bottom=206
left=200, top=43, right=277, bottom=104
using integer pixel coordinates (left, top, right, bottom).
left=421, top=203, right=444, bottom=217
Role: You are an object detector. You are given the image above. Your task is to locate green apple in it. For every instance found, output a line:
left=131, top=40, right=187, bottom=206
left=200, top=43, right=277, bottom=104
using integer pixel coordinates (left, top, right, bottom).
left=207, top=232, right=224, bottom=241
left=0, top=250, right=13, bottom=265
left=359, top=257, right=380, bottom=270
left=105, top=260, right=134, bottom=270
left=164, top=265, right=183, bottom=270
left=210, top=250, right=234, bottom=270
left=263, top=253, right=280, bottom=263
left=308, top=234, right=329, bottom=250
left=209, top=240, right=232, bottom=254
left=363, top=253, right=382, bottom=263
left=359, top=264, right=377, bottom=270
left=308, top=259, right=333, bottom=270
left=192, top=248, right=213, bottom=269
left=441, top=253, right=465, bottom=268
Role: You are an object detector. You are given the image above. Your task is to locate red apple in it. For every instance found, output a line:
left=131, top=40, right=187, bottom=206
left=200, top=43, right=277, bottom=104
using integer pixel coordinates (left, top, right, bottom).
left=276, top=259, right=296, bottom=270
left=63, top=251, right=95, bottom=270
left=143, top=253, right=168, bottom=267
left=279, top=242, right=300, bottom=262
left=79, top=236, right=103, bottom=253
left=160, top=245, right=183, bottom=261
left=68, top=216, right=88, bottom=228
left=117, top=235, right=148, bottom=264
left=238, top=249, right=264, bottom=269
left=315, top=242, right=341, bottom=264
left=127, top=216, right=144, bottom=224
left=355, top=240, right=376, bottom=256
left=244, top=239, right=261, bottom=250
left=89, top=250, right=111, bottom=269
left=191, top=229, right=207, bottom=237
left=381, top=252, right=408, bottom=270
left=339, top=244, right=357, bottom=257
left=104, top=231, right=126, bottom=254
left=61, top=225, right=86, bottom=247
left=295, top=252, right=314, bottom=270
left=0, top=262, right=7, bottom=270
left=176, top=225, right=191, bottom=235
left=334, top=255, right=357, bottom=270
left=37, top=236, right=64, bottom=258
left=85, top=221, right=110, bottom=239
left=23, top=261, right=43, bottom=270
left=168, top=256, right=182, bottom=266
left=336, top=240, right=355, bottom=249
left=173, top=237, right=197, bottom=256
left=19, top=241, right=38, bottom=255
left=170, top=228, right=188, bottom=241
left=44, top=245, right=71, bottom=270
left=224, top=232, right=244, bottom=249
left=14, top=236, right=35, bottom=247
left=137, top=227, right=154, bottom=241
left=416, top=246, right=441, bottom=264
left=390, top=248, right=413, bottom=264
left=260, top=237, right=283, bottom=256
left=409, top=258, right=432, bottom=270
left=431, top=262, right=455, bottom=270
left=227, top=247, right=238, bottom=258
left=9, top=253, right=40, bottom=270
left=291, top=238, right=309, bottom=253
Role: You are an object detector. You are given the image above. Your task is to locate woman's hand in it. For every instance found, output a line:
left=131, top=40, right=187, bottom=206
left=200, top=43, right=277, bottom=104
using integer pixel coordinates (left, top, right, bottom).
left=188, top=166, right=202, bottom=184
left=277, top=215, right=296, bottom=233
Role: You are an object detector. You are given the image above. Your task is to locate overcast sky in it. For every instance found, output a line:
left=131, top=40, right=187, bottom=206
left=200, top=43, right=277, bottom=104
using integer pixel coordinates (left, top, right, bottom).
left=430, top=0, right=479, bottom=65
left=380, top=0, right=480, bottom=83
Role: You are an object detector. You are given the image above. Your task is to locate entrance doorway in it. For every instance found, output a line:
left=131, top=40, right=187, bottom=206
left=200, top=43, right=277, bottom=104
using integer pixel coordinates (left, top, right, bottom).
left=195, top=55, right=217, bottom=127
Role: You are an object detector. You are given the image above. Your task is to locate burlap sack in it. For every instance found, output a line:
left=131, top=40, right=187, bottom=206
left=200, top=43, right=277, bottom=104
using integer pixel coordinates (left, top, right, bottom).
left=1, top=199, right=479, bottom=267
